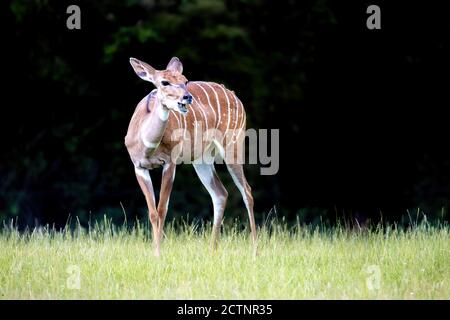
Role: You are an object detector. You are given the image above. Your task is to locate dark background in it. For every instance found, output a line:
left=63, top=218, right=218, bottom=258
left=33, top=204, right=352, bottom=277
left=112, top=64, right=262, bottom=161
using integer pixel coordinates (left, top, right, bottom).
left=2, top=0, right=449, bottom=228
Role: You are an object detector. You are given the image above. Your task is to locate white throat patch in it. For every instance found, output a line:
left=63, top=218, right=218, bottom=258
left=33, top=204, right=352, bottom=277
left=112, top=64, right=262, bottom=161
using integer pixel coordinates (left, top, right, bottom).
left=158, top=105, right=170, bottom=121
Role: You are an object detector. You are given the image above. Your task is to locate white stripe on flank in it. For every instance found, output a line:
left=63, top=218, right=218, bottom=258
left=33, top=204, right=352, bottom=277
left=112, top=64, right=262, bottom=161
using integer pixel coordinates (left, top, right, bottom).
left=240, top=98, right=246, bottom=128
left=189, top=102, right=198, bottom=149
left=173, top=109, right=186, bottom=158
left=172, top=109, right=185, bottom=157
left=232, top=93, right=240, bottom=140
left=218, top=85, right=231, bottom=134
left=191, top=95, right=208, bottom=133
left=171, top=110, right=185, bottom=154
left=192, top=82, right=217, bottom=128
left=170, top=110, right=181, bottom=128
left=182, top=109, right=187, bottom=139
left=235, top=98, right=246, bottom=141
left=192, top=95, right=209, bottom=141
left=203, top=82, right=221, bottom=129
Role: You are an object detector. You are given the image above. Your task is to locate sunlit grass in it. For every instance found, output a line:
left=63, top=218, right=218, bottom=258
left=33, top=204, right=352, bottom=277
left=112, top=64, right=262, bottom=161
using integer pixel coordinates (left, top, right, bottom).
left=0, top=218, right=449, bottom=299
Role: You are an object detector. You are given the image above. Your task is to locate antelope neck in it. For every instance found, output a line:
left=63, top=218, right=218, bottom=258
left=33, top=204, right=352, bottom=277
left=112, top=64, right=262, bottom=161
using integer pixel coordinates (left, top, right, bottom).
left=140, top=94, right=170, bottom=150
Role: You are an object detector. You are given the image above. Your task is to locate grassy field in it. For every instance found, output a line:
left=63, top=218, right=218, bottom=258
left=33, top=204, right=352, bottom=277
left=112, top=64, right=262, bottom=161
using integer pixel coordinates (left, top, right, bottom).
left=0, top=219, right=449, bottom=299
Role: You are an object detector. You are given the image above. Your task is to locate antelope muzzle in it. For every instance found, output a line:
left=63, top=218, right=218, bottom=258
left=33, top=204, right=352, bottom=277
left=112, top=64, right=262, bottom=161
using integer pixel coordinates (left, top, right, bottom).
left=178, top=94, right=192, bottom=114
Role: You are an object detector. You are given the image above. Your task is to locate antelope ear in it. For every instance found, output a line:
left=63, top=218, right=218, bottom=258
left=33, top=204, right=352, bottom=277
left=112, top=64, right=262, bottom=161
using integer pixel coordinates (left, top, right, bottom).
left=129, top=57, right=156, bottom=83
left=166, top=57, right=183, bottom=73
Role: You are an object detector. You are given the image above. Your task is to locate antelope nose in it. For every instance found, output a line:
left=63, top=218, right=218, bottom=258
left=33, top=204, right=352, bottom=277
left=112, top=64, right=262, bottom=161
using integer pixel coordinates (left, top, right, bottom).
left=183, top=94, right=193, bottom=103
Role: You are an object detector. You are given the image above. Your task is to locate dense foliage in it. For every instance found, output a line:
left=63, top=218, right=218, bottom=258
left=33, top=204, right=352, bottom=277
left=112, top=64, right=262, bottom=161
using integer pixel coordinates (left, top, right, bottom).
left=2, top=0, right=450, bottom=227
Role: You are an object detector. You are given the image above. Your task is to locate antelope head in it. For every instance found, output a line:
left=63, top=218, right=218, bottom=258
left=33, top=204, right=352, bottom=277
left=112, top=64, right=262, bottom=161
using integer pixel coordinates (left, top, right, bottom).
left=129, top=57, right=193, bottom=114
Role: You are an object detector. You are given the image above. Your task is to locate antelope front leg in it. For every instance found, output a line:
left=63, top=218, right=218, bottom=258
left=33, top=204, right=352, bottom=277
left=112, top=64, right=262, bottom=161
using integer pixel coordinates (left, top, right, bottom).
left=134, top=167, right=160, bottom=257
left=156, top=163, right=176, bottom=245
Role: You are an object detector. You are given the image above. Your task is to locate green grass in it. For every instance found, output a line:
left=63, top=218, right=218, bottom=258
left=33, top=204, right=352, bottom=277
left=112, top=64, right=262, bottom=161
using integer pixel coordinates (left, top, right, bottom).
left=0, top=219, right=449, bottom=299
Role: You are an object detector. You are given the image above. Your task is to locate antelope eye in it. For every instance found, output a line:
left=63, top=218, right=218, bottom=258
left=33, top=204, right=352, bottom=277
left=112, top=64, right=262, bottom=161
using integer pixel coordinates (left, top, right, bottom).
left=161, top=81, right=170, bottom=86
